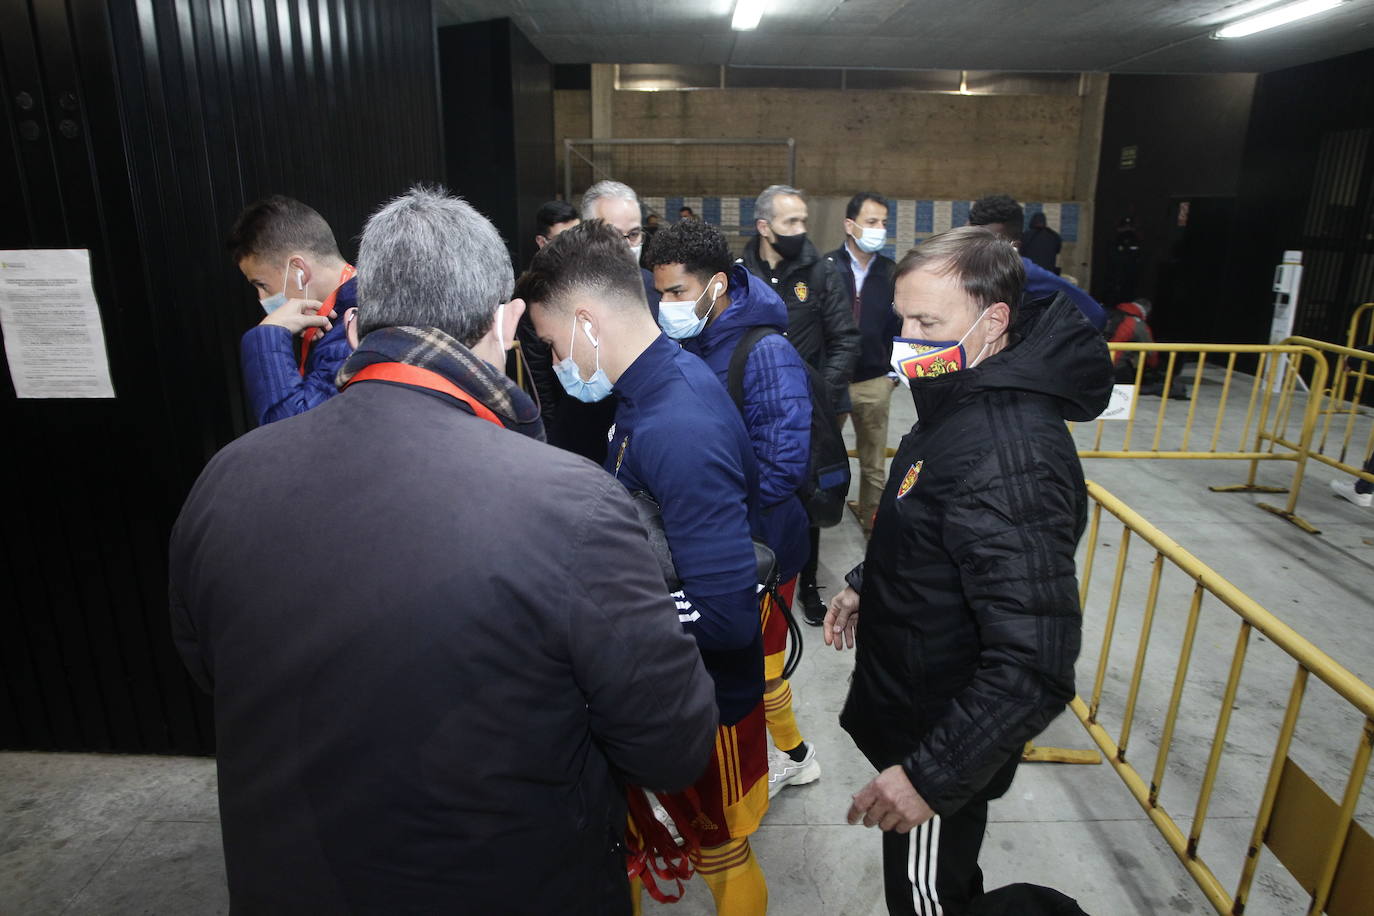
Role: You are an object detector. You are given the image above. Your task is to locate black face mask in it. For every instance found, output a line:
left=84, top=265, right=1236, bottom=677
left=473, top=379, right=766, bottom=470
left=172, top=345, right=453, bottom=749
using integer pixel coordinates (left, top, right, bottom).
left=769, top=229, right=807, bottom=261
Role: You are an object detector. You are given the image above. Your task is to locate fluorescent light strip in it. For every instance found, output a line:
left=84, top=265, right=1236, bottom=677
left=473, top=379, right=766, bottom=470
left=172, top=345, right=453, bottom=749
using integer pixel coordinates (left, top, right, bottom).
left=1213, top=0, right=1347, bottom=39
left=732, top=0, right=765, bottom=31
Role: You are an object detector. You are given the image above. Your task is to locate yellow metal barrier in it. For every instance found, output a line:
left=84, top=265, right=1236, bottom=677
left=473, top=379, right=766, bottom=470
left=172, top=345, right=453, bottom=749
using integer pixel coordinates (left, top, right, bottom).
left=1283, top=336, right=1374, bottom=496
left=1073, top=343, right=1329, bottom=534
left=1347, top=302, right=1374, bottom=350
left=1073, top=481, right=1374, bottom=915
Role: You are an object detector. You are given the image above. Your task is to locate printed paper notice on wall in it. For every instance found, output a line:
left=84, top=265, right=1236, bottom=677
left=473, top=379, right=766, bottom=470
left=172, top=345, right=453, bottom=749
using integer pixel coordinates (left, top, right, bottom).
left=0, top=249, right=115, bottom=398
left=1096, top=384, right=1136, bottom=421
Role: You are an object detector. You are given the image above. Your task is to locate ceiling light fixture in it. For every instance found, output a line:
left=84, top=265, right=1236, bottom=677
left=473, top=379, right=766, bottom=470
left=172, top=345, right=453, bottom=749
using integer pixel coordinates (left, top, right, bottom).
left=1212, top=0, right=1347, bottom=39
left=732, top=0, right=765, bottom=31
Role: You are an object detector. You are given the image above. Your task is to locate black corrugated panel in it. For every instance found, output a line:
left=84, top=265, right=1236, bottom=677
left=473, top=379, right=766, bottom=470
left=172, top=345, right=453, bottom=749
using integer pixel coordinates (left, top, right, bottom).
left=0, top=0, right=442, bottom=754
left=437, top=19, right=554, bottom=271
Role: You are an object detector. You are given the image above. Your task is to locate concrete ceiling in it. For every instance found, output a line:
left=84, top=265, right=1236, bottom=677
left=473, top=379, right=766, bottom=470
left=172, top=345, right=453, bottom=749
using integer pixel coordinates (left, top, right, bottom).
left=434, top=0, right=1374, bottom=73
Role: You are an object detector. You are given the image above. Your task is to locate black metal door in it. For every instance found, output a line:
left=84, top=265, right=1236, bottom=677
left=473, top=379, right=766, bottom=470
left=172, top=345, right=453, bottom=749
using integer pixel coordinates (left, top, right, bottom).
left=0, top=0, right=442, bottom=755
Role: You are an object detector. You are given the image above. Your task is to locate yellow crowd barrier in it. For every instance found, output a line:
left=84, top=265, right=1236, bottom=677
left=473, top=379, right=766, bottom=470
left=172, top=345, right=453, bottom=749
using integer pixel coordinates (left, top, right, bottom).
left=1072, top=481, right=1374, bottom=915
left=1281, top=336, right=1374, bottom=496
left=1346, top=302, right=1374, bottom=350
left=1073, top=343, right=1329, bottom=534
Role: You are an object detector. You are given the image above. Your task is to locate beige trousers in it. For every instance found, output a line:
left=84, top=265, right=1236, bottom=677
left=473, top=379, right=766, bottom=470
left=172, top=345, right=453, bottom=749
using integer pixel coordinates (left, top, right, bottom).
left=847, top=375, right=897, bottom=532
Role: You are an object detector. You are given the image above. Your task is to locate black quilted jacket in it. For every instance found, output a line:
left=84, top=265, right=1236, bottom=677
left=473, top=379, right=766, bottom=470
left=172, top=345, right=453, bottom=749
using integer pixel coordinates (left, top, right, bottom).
left=840, top=293, right=1113, bottom=816
left=738, top=236, right=860, bottom=402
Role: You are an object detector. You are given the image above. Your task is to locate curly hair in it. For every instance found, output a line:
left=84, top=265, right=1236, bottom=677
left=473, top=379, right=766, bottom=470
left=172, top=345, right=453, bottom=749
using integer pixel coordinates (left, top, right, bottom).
left=968, top=194, right=1024, bottom=239
left=643, top=218, right=733, bottom=285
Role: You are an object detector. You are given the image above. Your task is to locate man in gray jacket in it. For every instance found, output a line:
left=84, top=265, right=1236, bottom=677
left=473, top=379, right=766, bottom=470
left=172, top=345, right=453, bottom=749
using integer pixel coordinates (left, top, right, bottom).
left=169, top=186, right=718, bottom=915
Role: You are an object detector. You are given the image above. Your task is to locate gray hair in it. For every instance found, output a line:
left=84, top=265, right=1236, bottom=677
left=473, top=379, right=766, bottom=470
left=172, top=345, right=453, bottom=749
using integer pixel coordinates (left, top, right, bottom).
left=580, top=180, right=638, bottom=221
left=755, top=184, right=805, bottom=224
left=895, top=226, right=1025, bottom=314
left=356, top=186, right=513, bottom=347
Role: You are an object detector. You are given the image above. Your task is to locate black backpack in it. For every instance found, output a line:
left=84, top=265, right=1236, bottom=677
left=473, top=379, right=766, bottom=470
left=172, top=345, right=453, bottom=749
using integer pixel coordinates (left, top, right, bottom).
left=726, top=327, right=851, bottom=528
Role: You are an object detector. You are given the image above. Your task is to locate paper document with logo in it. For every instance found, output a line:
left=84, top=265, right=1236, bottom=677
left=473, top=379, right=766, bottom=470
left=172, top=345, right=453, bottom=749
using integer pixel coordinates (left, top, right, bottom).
left=1095, top=384, right=1136, bottom=421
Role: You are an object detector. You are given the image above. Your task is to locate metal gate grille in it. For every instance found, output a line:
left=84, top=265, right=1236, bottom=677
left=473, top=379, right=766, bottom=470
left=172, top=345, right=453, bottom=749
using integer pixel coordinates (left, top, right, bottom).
left=1297, top=127, right=1374, bottom=342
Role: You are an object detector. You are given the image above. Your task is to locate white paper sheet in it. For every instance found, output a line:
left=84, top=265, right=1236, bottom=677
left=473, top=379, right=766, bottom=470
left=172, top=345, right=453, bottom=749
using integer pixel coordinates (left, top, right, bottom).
left=1096, top=384, right=1136, bottom=421
left=0, top=249, right=115, bottom=398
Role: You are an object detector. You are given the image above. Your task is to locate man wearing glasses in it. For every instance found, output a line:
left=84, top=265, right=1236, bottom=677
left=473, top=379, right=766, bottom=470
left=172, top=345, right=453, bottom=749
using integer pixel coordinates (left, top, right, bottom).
left=537, top=180, right=663, bottom=464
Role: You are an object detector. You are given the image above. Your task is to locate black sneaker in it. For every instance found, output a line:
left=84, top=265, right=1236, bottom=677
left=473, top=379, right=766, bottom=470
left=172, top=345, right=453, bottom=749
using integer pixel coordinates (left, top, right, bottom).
left=800, top=582, right=826, bottom=627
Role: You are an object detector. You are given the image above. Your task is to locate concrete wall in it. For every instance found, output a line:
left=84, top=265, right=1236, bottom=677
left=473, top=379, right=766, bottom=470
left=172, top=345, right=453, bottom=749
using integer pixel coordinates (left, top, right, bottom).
left=555, top=87, right=1085, bottom=200
left=556, top=83, right=1101, bottom=283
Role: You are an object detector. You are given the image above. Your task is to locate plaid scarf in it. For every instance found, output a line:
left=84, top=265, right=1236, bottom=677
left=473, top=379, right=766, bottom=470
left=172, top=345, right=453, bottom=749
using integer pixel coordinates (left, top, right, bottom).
left=337, top=326, right=545, bottom=441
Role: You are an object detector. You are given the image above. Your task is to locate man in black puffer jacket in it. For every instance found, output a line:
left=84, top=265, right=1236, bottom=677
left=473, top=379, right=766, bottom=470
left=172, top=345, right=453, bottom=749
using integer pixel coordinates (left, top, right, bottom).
left=740, top=184, right=860, bottom=624
left=824, top=226, right=1112, bottom=916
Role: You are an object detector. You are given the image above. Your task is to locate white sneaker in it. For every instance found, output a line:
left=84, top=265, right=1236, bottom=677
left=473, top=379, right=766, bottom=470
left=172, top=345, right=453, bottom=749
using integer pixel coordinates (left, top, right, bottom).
left=1330, top=478, right=1372, bottom=507
left=768, top=743, right=821, bottom=798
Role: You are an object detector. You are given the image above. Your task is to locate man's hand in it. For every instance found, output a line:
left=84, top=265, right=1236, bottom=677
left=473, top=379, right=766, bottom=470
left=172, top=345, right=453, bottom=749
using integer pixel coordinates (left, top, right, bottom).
left=847, top=765, right=934, bottom=833
left=823, top=585, right=860, bottom=651
left=260, top=299, right=334, bottom=336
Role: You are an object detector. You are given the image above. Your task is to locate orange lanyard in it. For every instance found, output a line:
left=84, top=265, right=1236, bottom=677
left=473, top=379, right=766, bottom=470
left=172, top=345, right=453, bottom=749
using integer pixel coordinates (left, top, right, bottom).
left=298, top=264, right=357, bottom=376
left=341, top=362, right=503, bottom=428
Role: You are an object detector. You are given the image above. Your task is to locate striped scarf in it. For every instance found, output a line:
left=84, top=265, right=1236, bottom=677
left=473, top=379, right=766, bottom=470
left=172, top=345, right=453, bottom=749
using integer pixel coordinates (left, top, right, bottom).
left=337, top=325, right=545, bottom=441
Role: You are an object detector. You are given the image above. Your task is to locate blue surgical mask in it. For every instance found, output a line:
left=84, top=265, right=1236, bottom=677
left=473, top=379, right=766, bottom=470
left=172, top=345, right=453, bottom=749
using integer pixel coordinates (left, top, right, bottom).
left=658, top=280, right=722, bottom=340
left=554, top=314, right=613, bottom=402
left=853, top=226, right=886, bottom=254
left=260, top=261, right=304, bottom=315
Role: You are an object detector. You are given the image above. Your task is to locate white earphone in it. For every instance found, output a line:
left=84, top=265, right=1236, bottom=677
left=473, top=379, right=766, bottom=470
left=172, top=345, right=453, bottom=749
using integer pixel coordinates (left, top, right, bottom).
left=295, top=268, right=306, bottom=291
left=581, top=319, right=599, bottom=347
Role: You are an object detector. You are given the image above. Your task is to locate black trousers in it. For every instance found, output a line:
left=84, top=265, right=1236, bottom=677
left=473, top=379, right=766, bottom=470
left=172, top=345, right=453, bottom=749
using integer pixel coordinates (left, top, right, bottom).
left=801, top=525, right=821, bottom=583
left=881, top=800, right=989, bottom=916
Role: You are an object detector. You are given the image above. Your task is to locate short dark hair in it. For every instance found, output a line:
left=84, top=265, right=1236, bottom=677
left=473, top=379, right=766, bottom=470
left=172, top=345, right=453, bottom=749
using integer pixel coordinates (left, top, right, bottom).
left=846, top=192, right=888, bottom=221
left=895, top=226, right=1024, bottom=313
left=226, top=195, right=341, bottom=264
left=643, top=220, right=732, bottom=285
left=679, top=206, right=694, bottom=215
left=535, top=200, right=579, bottom=237
left=515, top=220, right=647, bottom=314
left=968, top=194, right=1024, bottom=239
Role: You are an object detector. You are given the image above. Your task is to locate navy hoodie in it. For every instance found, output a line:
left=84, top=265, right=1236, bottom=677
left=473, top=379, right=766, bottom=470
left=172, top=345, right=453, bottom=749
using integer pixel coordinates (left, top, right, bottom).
left=684, top=265, right=812, bottom=580
left=607, top=333, right=764, bottom=725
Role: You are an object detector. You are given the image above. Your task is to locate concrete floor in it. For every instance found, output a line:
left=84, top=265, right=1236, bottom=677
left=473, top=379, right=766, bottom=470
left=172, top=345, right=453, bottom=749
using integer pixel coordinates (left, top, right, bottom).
left=3, top=369, right=1372, bottom=914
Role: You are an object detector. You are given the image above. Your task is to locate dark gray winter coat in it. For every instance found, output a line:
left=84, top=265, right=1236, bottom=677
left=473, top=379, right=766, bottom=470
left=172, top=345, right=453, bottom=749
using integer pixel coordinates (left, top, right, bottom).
left=170, top=378, right=717, bottom=915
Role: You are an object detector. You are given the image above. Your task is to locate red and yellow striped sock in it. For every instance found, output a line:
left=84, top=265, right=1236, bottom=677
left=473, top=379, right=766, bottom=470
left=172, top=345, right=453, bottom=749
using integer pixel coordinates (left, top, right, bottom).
left=763, top=679, right=803, bottom=752
left=696, top=837, right=767, bottom=915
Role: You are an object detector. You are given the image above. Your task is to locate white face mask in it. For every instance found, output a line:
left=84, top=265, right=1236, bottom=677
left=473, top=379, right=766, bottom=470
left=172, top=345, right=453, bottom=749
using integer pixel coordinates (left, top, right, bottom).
left=852, top=226, right=886, bottom=254
left=494, top=302, right=507, bottom=352
left=658, top=280, right=722, bottom=340
left=629, top=243, right=643, bottom=263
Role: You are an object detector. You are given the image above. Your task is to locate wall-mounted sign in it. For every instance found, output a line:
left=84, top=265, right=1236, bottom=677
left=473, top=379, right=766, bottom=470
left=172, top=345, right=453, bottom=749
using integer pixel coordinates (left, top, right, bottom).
left=0, top=249, right=115, bottom=398
left=1120, top=145, right=1138, bottom=170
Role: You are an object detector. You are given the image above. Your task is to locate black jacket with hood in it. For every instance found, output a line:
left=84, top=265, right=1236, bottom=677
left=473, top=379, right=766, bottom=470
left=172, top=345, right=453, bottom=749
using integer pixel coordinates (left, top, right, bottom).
left=739, top=235, right=860, bottom=404
left=839, top=293, right=1113, bottom=816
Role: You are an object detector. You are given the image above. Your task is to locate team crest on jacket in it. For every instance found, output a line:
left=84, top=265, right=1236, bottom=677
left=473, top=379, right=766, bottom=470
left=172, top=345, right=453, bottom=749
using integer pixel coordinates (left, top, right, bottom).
left=896, top=461, right=923, bottom=499
left=794, top=281, right=809, bottom=302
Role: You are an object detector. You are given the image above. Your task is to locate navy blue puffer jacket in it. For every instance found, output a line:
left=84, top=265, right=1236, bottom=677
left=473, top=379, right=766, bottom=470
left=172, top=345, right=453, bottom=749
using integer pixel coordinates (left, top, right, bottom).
left=685, top=265, right=812, bottom=580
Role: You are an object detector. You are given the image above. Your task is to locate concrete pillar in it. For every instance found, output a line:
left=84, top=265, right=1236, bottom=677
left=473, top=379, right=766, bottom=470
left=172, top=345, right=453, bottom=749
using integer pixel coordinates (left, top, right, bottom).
left=1072, top=73, right=1109, bottom=293
left=590, top=63, right=614, bottom=138
left=589, top=63, right=615, bottom=191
